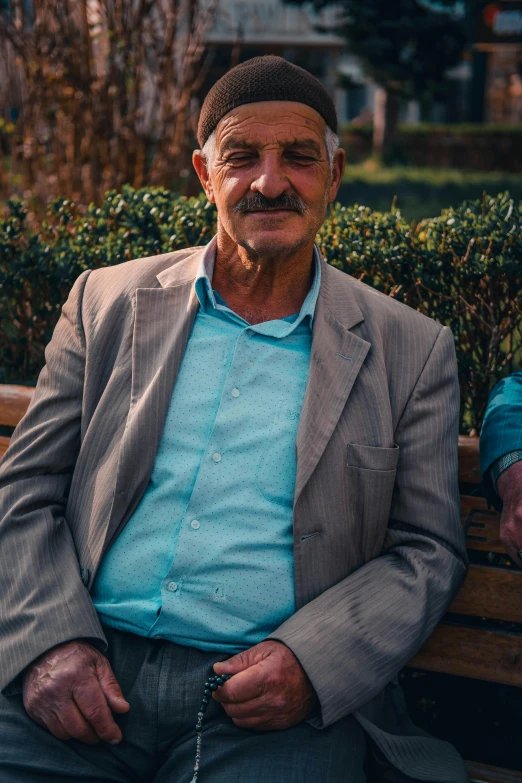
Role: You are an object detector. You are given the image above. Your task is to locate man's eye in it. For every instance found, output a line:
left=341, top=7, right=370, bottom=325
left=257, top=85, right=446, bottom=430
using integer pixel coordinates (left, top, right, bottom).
left=286, top=153, right=316, bottom=162
left=226, top=154, right=254, bottom=163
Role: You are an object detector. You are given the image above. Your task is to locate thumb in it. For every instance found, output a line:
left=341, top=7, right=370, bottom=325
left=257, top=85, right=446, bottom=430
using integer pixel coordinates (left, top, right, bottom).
left=213, top=645, right=267, bottom=676
left=96, top=657, right=130, bottom=713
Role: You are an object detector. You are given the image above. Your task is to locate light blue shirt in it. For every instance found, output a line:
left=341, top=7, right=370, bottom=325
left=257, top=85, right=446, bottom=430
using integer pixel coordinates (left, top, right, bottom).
left=92, top=238, right=321, bottom=652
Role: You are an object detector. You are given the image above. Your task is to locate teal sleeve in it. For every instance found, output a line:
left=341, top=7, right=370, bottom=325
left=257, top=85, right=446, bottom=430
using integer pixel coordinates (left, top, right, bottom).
left=480, top=371, right=522, bottom=510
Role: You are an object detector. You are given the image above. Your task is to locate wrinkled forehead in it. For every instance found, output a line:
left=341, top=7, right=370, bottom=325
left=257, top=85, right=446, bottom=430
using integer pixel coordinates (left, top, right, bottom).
left=214, top=100, right=327, bottom=151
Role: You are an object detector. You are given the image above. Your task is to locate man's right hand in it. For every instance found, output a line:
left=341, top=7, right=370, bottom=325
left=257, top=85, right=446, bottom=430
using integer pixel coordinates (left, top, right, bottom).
left=22, top=640, right=130, bottom=744
left=497, top=459, right=522, bottom=566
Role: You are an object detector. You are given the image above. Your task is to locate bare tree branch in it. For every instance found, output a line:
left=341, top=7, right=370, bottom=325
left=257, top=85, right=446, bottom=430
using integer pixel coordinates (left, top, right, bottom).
left=0, top=0, right=216, bottom=206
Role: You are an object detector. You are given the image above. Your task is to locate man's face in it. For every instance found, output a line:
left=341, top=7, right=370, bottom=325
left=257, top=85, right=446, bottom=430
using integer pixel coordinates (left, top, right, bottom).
left=193, top=101, right=345, bottom=260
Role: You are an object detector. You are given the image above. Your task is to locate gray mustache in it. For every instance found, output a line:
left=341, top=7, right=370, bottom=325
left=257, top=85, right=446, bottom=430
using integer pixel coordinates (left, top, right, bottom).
left=233, top=192, right=308, bottom=214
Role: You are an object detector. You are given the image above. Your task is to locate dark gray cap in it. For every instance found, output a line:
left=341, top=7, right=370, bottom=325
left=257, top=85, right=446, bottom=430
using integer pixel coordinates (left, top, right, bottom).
left=197, top=55, right=338, bottom=148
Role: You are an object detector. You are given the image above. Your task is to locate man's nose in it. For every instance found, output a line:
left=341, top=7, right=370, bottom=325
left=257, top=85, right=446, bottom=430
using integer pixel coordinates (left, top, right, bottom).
left=249, top=154, right=289, bottom=200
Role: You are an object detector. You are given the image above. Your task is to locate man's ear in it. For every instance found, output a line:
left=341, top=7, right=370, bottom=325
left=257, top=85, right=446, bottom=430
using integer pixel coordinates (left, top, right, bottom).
left=192, top=150, right=215, bottom=203
left=327, top=147, right=346, bottom=204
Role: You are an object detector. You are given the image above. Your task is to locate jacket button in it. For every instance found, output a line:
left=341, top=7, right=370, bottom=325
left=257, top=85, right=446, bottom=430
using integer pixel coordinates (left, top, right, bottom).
left=80, top=567, right=90, bottom=586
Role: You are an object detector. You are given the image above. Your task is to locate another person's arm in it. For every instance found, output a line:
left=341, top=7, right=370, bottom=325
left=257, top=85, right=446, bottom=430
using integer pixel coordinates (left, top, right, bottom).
left=480, top=372, right=522, bottom=565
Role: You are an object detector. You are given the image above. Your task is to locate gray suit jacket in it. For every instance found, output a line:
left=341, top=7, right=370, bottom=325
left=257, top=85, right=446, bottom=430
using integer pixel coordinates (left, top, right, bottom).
left=0, top=246, right=468, bottom=781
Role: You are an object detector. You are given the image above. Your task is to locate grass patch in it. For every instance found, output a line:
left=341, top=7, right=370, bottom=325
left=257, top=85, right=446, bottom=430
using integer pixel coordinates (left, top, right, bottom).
left=338, top=164, right=522, bottom=222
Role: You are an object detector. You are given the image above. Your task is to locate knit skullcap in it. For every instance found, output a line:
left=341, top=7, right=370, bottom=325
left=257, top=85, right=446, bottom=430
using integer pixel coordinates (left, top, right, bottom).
left=197, top=55, right=338, bottom=148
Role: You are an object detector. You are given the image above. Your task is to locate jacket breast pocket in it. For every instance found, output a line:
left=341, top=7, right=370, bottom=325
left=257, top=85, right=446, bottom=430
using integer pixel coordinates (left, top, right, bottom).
left=346, top=443, right=399, bottom=558
left=347, top=442, right=399, bottom=472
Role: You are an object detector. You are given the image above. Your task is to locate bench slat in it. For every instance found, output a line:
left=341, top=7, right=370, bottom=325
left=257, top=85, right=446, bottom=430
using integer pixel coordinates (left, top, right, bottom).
left=0, top=385, right=33, bottom=428
left=409, top=624, right=522, bottom=687
left=449, top=564, right=522, bottom=623
left=0, top=436, right=9, bottom=460
left=461, top=496, right=503, bottom=553
left=458, top=435, right=481, bottom=485
left=466, top=761, right=522, bottom=783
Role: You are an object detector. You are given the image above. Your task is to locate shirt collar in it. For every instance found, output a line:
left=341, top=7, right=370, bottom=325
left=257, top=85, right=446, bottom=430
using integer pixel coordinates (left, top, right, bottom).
left=194, top=235, right=321, bottom=330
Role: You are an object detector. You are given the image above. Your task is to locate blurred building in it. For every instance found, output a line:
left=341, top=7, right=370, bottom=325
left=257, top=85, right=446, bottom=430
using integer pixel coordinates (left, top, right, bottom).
left=203, top=0, right=522, bottom=128
left=203, top=0, right=353, bottom=122
left=472, top=0, right=522, bottom=122
left=4, top=0, right=521, bottom=129
left=202, top=0, right=478, bottom=127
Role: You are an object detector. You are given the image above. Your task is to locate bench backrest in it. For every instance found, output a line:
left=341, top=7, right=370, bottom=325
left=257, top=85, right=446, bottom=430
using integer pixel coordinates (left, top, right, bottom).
left=1, top=385, right=520, bottom=688
left=0, top=385, right=33, bottom=460
left=410, top=435, right=522, bottom=688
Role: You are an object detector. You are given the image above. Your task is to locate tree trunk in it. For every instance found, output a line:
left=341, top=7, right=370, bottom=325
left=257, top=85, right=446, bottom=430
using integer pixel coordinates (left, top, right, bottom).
left=372, top=86, right=400, bottom=162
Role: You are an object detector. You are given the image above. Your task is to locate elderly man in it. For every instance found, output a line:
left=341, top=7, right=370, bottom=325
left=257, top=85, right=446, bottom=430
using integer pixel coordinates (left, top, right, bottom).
left=0, top=57, right=467, bottom=782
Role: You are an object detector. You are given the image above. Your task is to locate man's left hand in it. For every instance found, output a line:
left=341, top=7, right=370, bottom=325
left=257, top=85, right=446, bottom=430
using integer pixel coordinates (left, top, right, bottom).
left=212, top=640, right=318, bottom=730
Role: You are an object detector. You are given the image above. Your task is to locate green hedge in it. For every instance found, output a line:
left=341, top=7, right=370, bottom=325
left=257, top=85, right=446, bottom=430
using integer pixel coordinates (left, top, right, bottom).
left=339, top=124, right=522, bottom=172
left=1, top=186, right=521, bottom=432
left=340, top=122, right=522, bottom=136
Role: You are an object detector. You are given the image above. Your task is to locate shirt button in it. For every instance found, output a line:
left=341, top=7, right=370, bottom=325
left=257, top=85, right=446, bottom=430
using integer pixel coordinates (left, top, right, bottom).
left=231, top=388, right=240, bottom=398
left=212, top=451, right=222, bottom=462
left=190, top=519, right=201, bottom=530
left=167, top=581, right=178, bottom=592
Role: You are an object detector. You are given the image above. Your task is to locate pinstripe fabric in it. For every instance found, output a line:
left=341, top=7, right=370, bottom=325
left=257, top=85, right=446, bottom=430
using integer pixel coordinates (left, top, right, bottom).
left=0, top=246, right=467, bottom=781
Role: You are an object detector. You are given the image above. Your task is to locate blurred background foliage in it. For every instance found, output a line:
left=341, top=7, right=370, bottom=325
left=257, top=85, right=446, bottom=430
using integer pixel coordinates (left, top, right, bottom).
left=1, top=0, right=522, bottom=227
left=0, top=0, right=214, bottom=208
left=1, top=187, right=520, bottom=435
left=288, top=0, right=468, bottom=159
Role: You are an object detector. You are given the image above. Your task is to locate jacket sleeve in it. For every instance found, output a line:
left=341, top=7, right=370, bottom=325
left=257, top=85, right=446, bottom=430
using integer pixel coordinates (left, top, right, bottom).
left=268, top=326, right=467, bottom=728
left=480, top=371, right=522, bottom=512
left=0, top=270, right=107, bottom=694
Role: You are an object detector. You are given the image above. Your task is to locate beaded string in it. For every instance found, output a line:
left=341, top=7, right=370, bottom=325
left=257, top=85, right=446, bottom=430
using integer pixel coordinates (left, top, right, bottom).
left=190, top=672, right=234, bottom=783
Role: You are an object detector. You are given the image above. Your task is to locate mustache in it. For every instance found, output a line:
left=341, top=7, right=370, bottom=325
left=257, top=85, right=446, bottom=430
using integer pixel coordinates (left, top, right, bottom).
left=233, top=192, right=308, bottom=215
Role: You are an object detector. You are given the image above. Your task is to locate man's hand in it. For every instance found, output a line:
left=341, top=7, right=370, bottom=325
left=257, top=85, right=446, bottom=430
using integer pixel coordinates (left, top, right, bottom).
left=497, top=460, right=522, bottom=566
left=22, top=641, right=130, bottom=744
left=212, top=640, right=318, bottom=730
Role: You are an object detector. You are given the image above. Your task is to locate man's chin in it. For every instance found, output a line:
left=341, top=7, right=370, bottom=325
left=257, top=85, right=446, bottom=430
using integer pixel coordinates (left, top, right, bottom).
left=236, top=222, right=311, bottom=256
left=239, top=232, right=309, bottom=259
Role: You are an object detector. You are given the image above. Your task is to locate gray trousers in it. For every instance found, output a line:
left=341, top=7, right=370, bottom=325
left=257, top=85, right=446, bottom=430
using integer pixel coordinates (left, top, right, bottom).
left=0, top=627, right=367, bottom=783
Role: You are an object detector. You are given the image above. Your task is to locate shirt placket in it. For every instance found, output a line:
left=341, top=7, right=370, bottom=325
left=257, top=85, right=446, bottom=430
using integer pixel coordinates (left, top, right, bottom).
left=152, top=318, right=252, bottom=635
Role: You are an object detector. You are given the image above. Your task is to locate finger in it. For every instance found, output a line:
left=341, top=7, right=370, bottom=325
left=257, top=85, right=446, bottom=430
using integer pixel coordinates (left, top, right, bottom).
left=212, top=665, right=265, bottom=705
left=58, top=702, right=100, bottom=744
left=96, top=658, right=130, bottom=714
left=213, top=643, right=272, bottom=677
left=499, top=525, right=522, bottom=565
left=73, top=682, right=123, bottom=744
left=222, top=695, right=273, bottom=720
left=214, top=649, right=253, bottom=676
left=39, top=713, right=72, bottom=742
left=24, top=699, right=72, bottom=742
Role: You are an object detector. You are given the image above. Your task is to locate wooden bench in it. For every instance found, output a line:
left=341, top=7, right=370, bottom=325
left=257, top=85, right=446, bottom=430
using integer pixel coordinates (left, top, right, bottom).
left=409, top=435, right=522, bottom=782
left=1, top=385, right=521, bottom=780
left=0, top=384, right=34, bottom=459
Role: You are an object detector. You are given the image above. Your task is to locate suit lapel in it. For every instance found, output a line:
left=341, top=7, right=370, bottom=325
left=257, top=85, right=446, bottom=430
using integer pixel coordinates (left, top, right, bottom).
left=103, top=250, right=203, bottom=550
left=294, top=262, right=371, bottom=501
